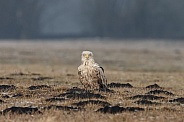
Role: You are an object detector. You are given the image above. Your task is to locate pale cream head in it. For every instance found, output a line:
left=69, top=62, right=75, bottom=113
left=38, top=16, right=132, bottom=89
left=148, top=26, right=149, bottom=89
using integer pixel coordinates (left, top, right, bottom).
left=81, top=51, right=94, bottom=63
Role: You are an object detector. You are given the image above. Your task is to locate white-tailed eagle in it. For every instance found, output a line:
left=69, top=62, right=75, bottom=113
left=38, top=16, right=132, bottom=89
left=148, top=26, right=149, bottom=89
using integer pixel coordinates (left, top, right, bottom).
left=78, top=51, right=107, bottom=90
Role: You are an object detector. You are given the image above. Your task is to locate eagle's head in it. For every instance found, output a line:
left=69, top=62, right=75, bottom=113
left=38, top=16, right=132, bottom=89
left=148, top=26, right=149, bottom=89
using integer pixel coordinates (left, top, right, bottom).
left=81, top=51, right=95, bottom=64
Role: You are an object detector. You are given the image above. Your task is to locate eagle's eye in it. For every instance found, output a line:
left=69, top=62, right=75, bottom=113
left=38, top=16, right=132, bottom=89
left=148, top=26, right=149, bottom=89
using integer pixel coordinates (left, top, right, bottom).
left=82, top=54, right=86, bottom=57
left=89, top=53, right=92, bottom=56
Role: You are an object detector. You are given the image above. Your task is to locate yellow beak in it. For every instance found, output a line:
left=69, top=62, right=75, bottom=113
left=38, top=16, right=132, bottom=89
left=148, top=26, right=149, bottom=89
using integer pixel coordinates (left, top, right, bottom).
left=85, top=54, right=89, bottom=59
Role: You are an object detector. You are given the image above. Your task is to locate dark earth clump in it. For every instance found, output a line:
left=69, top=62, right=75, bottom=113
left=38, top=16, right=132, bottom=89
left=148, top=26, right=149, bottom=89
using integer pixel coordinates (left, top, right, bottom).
left=135, top=100, right=159, bottom=105
left=146, top=89, right=174, bottom=96
left=1, top=106, right=42, bottom=115
left=28, top=85, right=51, bottom=90
left=96, top=105, right=144, bottom=114
left=72, top=100, right=111, bottom=107
left=125, top=107, right=145, bottom=112
left=42, top=105, right=82, bottom=111
left=1, top=95, right=10, bottom=98
left=96, top=106, right=125, bottom=114
left=169, top=98, right=184, bottom=104
left=146, top=84, right=162, bottom=89
left=130, top=94, right=164, bottom=100
left=0, top=85, right=16, bottom=91
left=12, top=93, right=24, bottom=98
left=107, top=83, right=133, bottom=88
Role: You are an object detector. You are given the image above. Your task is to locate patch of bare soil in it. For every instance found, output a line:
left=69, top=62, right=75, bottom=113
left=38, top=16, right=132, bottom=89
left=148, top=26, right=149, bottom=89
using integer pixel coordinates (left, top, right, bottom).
left=145, top=84, right=162, bottom=89
left=146, top=89, right=174, bottom=96
left=107, top=83, right=133, bottom=88
left=96, top=106, right=144, bottom=114
left=1, top=107, right=42, bottom=115
left=169, top=98, right=184, bottom=104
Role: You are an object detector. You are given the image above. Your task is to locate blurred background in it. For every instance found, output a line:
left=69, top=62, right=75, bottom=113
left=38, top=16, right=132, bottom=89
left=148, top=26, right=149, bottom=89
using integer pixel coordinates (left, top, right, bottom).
left=1, top=0, right=184, bottom=40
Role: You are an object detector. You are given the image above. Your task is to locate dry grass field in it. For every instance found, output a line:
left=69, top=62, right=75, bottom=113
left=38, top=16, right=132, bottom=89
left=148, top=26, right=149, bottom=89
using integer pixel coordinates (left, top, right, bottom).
left=0, top=39, right=183, bottom=122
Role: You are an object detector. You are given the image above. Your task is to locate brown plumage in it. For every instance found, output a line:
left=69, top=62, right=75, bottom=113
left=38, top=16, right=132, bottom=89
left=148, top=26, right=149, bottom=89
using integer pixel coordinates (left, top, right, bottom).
left=78, top=51, right=107, bottom=90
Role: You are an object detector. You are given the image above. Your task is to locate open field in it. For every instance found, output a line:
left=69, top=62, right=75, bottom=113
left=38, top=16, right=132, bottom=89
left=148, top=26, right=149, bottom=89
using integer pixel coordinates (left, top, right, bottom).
left=0, top=39, right=183, bottom=122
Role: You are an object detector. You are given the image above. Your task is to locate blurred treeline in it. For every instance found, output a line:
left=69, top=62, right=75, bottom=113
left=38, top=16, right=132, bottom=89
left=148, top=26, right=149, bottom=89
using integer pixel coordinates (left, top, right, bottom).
left=0, top=0, right=184, bottom=39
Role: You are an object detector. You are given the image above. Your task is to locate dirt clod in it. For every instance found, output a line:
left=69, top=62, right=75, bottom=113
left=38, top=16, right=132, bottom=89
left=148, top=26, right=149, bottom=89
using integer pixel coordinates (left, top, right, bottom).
left=107, top=83, right=133, bottom=88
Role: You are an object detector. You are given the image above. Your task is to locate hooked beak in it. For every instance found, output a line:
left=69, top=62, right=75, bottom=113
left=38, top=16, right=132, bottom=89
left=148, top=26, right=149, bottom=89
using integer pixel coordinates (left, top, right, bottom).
left=85, top=54, right=89, bottom=59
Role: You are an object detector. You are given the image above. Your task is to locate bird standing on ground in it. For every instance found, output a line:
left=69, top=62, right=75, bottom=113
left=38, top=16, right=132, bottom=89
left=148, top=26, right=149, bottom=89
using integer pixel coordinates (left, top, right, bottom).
left=78, top=51, right=107, bottom=90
